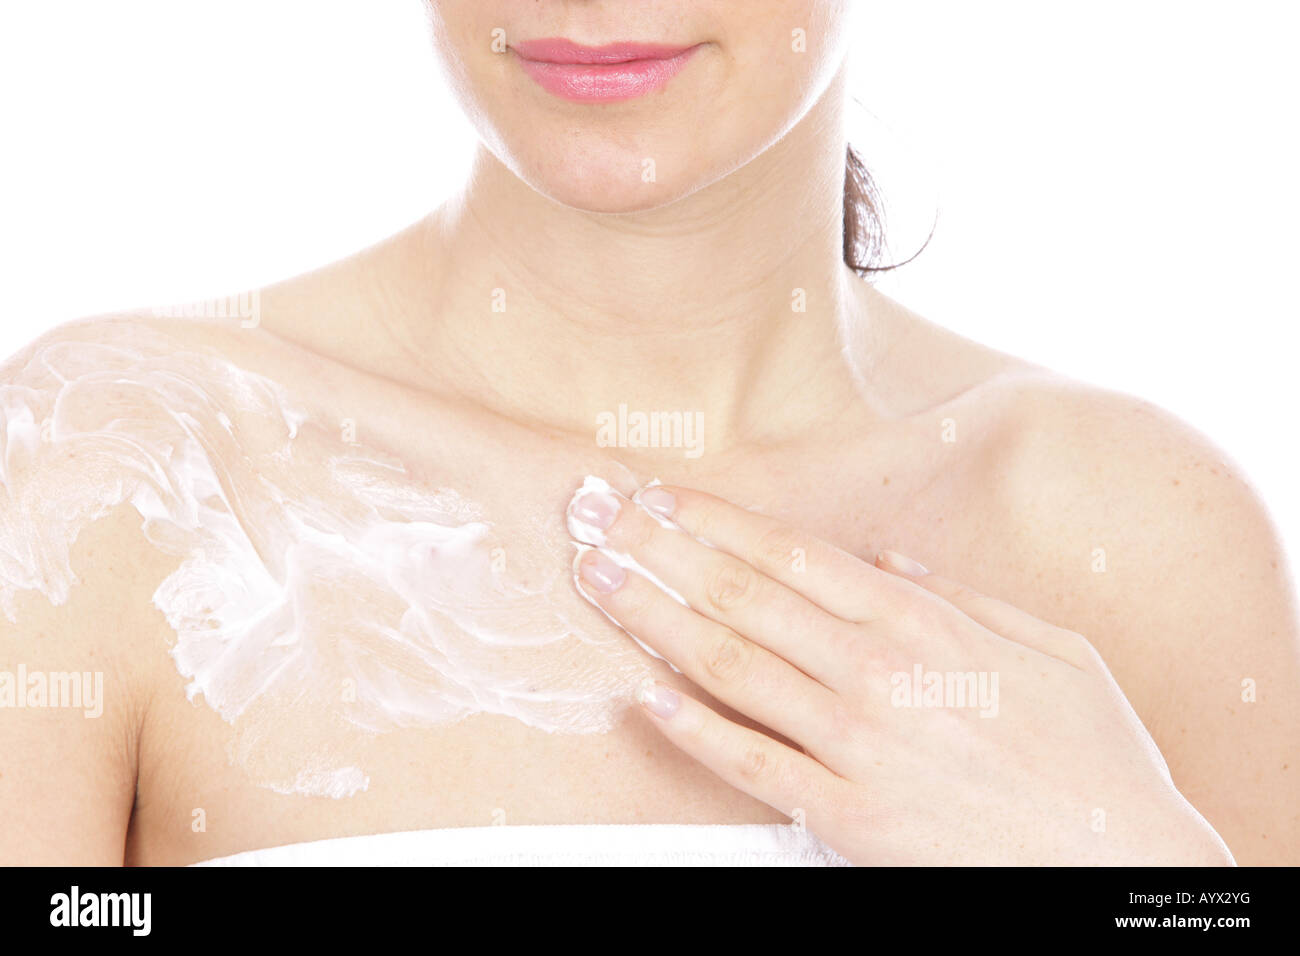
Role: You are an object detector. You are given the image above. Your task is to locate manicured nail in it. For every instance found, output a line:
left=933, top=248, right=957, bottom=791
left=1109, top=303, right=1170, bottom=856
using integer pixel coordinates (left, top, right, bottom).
left=637, top=679, right=680, bottom=719
left=568, top=488, right=621, bottom=545
left=637, top=486, right=676, bottom=519
left=876, top=550, right=930, bottom=577
left=578, top=549, right=626, bottom=593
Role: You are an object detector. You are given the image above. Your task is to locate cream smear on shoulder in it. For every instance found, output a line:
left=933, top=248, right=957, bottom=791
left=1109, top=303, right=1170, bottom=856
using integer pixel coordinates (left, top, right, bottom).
left=0, top=322, right=654, bottom=797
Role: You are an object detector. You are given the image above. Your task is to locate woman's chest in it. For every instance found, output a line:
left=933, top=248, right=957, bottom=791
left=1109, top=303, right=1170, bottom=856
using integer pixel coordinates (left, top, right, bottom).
left=126, top=385, right=992, bottom=863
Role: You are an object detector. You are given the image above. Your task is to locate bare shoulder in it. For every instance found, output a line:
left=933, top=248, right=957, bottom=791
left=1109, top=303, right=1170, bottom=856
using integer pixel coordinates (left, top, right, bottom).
left=861, top=285, right=1291, bottom=616
left=972, top=366, right=1297, bottom=694
left=977, top=367, right=1292, bottom=621
left=938, top=355, right=1298, bottom=864
left=864, top=287, right=1298, bottom=862
left=0, top=313, right=244, bottom=862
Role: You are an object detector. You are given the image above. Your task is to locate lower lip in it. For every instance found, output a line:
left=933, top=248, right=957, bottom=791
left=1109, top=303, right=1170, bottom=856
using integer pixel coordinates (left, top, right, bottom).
left=513, top=45, right=701, bottom=104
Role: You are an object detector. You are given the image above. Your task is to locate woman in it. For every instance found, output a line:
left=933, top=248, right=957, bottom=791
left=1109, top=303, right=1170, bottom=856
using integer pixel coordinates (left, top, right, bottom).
left=0, top=0, right=1295, bottom=866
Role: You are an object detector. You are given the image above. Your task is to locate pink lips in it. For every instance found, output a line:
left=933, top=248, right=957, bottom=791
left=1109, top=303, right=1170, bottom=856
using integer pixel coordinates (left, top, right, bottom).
left=512, top=38, right=701, bottom=103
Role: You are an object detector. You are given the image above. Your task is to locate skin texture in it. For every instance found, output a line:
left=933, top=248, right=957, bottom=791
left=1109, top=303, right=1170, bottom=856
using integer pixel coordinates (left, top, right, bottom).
left=1, top=2, right=1297, bottom=864
left=572, top=484, right=1236, bottom=865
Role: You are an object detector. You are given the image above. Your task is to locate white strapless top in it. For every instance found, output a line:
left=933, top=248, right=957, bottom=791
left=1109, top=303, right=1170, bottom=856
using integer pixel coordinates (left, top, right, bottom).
left=192, top=824, right=850, bottom=867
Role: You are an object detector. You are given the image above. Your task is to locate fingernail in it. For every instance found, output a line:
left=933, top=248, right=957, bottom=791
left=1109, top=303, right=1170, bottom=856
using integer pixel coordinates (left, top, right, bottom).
left=568, top=488, right=621, bottom=544
left=578, top=549, right=626, bottom=593
left=876, top=550, right=930, bottom=577
left=637, top=486, right=676, bottom=519
left=637, top=679, right=680, bottom=719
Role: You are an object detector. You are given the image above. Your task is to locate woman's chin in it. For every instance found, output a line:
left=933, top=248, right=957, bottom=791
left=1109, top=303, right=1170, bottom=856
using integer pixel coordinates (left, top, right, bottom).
left=505, top=151, right=710, bottom=215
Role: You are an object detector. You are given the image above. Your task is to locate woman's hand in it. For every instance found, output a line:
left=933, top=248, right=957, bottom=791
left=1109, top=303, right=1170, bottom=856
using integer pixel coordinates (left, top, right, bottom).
left=566, top=480, right=1235, bottom=866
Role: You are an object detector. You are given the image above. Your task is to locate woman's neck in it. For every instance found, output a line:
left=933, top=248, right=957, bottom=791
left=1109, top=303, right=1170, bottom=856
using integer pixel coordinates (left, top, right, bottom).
left=394, top=75, right=874, bottom=454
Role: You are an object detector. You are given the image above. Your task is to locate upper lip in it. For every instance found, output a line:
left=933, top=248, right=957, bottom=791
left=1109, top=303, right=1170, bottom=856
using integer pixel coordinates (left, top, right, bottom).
left=511, top=38, right=700, bottom=65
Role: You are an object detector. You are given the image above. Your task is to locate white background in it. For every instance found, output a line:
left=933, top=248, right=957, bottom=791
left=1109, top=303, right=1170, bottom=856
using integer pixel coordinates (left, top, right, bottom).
left=1, top=1, right=1297, bottom=570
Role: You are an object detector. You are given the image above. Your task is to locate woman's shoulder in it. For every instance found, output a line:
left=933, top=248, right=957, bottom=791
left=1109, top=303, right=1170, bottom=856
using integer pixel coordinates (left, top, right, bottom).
left=0, top=310, right=263, bottom=390
left=0, top=310, right=296, bottom=633
left=869, top=285, right=1293, bottom=689
left=972, top=365, right=1277, bottom=570
left=0, top=314, right=196, bottom=862
left=951, top=339, right=1285, bottom=611
left=864, top=286, right=1276, bottom=555
left=959, top=351, right=1297, bottom=868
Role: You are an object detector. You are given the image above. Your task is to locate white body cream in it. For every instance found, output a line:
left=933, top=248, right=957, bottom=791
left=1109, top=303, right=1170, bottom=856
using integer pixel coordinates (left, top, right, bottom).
left=0, top=322, right=657, bottom=796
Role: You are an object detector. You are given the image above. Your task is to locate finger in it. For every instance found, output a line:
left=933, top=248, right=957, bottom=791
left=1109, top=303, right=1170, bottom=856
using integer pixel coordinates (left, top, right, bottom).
left=635, top=678, right=850, bottom=838
left=568, top=480, right=853, bottom=687
left=633, top=484, right=880, bottom=622
left=874, top=550, right=1094, bottom=667
left=575, top=548, right=843, bottom=752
